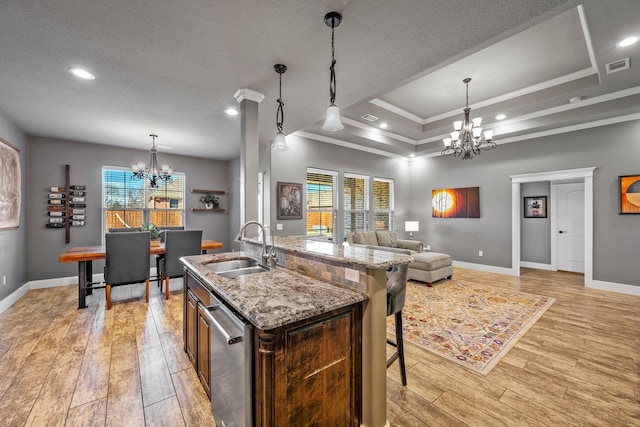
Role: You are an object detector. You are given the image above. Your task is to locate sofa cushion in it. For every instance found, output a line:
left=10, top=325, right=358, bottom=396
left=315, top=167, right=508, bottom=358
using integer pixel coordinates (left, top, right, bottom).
left=410, top=252, right=452, bottom=271
left=352, top=230, right=378, bottom=246
left=375, top=230, right=398, bottom=248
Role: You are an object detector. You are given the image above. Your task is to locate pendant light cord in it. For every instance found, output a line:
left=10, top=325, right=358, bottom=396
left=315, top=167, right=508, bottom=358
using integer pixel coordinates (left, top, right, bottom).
left=276, top=72, right=284, bottom=133
left=329, top=19, right=337, bottom=105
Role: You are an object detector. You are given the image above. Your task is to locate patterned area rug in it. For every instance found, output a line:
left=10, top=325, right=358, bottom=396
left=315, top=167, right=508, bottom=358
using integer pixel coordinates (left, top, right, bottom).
left=388, top=279, right=555, bottom=375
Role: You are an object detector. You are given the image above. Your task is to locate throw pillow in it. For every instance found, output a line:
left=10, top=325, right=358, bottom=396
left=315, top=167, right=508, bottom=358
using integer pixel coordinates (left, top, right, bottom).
left=376, top=230, right=398, bottom=248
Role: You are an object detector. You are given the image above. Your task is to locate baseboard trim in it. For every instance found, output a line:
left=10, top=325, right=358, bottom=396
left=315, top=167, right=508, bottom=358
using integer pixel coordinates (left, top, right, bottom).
left=520, top=262, right=554, bottom=271
left=452, top=261, right=515, bottom=276
left=28, top=275, right=82, bottom=289
left=0, top=282, right=30, bottom=315
left=587, top=279, right=640, bottom=296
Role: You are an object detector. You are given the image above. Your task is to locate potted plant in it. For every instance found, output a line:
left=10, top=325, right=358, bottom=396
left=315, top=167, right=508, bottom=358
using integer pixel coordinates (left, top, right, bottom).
left=200, top=193, right=219, bottom=209
left=140, top=222, right=161, bottom=240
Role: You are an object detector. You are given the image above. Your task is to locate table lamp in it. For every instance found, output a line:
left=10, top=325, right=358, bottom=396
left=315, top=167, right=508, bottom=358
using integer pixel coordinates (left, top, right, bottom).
left=405, top=221, right=419, bottom=240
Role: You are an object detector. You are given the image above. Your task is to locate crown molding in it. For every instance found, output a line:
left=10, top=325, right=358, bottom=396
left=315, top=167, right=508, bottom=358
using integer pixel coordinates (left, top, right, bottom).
left=233, top=88, right=265, bottom=103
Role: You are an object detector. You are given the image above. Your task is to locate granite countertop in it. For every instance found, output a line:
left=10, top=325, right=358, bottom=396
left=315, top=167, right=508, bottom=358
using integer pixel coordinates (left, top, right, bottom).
left=245, top=235, right=413, bottom=269
left=181, top=252, right=366, bottom=331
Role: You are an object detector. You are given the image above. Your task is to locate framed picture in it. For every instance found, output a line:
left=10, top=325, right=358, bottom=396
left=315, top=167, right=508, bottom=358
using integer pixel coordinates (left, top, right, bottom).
left=524, top=196, right=547, bottom=218
left=620, top=174, right=640, bottom=214
left=277, top=182, right=302, bottom=220
left=0, top=138, right=21, bottom=230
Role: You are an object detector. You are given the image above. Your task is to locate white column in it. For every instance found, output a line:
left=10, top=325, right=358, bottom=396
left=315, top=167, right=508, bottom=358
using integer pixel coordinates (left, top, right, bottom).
left=234, top=89, right=264, bottom=232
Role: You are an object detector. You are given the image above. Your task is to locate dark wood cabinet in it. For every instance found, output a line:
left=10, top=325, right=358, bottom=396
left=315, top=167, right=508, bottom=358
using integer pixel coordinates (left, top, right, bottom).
left=254, top=304, right=362, bottom=426
left=197, top=303, right=211, bottom=398
left=184, top=268, right=362, bottom=425
left=185, top=290, right=198, bottom=368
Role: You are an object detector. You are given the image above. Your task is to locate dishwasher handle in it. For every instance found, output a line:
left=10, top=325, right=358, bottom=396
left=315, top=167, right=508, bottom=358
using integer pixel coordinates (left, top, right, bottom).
left=202, top=304, right=244, bottom=345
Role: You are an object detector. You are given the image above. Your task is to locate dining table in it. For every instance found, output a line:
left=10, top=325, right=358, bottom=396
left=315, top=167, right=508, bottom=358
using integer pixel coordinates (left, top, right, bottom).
left=59, top=239, right=223, bottom=308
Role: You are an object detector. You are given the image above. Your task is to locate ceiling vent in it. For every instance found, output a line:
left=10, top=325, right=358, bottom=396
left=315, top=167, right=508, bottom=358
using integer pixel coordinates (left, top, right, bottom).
left=361, top=114, right=379, bottom=122
left=605, top=57, right=630, bottom=74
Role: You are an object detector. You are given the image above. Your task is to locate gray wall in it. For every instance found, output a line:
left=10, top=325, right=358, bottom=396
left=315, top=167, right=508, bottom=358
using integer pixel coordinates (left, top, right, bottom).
left=0, top=112, right=27, bottom=301
left=270, top=134, right=413, bottom=240
left=27, top=136, right=230, bottom=281
left=410, top=119, right=640, bottom=286
left=521, top=181, right=551, bottom=264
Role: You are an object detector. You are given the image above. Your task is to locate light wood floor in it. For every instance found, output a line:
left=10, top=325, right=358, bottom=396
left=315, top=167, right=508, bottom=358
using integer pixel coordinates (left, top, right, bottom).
left=0, top=268, right=637, bottom=426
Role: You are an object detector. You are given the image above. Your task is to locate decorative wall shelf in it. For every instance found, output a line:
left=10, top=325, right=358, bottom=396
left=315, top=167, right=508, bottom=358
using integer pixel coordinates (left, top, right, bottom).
left=190, top=189, right=226, bottom=195
left=190, top=188, right=227, bottom=212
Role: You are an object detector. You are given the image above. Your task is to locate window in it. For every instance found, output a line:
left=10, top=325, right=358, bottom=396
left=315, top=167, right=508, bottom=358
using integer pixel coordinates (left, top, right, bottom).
left=102, top=166, right=185, bottom=234
left=343, top=173, right=369, bottom=236
left=306, top=168, right=338, bottom=238
left=373, top=178, right=394, bottom=230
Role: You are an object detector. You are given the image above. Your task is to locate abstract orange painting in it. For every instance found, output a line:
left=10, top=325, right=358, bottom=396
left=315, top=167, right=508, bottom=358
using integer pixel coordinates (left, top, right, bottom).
left=432, top=187, right=480, bottom=218
left=620, top=175, right=640, bottom=214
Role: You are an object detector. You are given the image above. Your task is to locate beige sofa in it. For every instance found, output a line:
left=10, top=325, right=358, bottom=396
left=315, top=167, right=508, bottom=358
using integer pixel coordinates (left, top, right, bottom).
left=347, top=230, right=453, bottom=285
left=346, top=230, right=423, bottom=253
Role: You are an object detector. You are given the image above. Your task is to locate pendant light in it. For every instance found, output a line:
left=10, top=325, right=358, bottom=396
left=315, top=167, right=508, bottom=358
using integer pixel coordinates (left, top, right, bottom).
left=273, top=64, right=289, bottom=151
left=322, top=11, right=344, bottom=131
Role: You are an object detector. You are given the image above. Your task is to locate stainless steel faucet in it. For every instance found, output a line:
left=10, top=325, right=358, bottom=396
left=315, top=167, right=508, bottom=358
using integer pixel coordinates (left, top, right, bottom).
left=235, top=221, right=272, bottom=264
left=262, top=225, right=277, bottom=266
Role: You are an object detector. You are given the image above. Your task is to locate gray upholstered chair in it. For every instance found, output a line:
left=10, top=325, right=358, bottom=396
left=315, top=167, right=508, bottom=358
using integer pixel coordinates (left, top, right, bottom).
left=155, top=226, right=186, bottom=281
left=158, top=230, right=202, bottom=300
left=104, top=231, right=151, bottom=310
left=158, top=226, right=185, bottom=242
left=386, top=261, right=409, bottom=386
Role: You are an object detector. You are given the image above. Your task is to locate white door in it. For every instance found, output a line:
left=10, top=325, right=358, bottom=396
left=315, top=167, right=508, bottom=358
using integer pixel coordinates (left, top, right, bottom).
left=556, top=182, right=585, bottom=273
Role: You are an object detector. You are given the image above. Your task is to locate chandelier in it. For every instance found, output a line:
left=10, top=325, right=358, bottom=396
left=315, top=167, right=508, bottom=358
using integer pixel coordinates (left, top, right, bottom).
left=131, top=134, right=173, bottom=188
left=273, top=63, right=289, bottom=150
left=442, top=78, right=496, bottom=160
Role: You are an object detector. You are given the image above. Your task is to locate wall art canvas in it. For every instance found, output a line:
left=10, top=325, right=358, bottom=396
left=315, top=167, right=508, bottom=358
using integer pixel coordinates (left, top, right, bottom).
left=277, top=182, right=302, bottom=220
left=0, top=138, right=21, bottom=230
left=432, top=186, right=480, bottom=218
left=620, top=175, right=640, bottom=214
left=524, top=196, right=547, bottom=218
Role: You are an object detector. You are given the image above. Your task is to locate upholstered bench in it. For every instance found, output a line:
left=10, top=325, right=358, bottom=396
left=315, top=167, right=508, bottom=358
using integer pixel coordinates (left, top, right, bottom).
left=407, top=252, right=453, bottom=286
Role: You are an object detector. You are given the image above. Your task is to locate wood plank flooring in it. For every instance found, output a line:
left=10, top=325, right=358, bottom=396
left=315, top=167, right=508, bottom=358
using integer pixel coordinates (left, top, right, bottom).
left=0, top=268, right=637, bottom=426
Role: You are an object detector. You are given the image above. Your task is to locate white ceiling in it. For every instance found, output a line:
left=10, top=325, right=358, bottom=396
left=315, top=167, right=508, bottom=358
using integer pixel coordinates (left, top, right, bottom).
left=1, top=1, right=639, bottom=160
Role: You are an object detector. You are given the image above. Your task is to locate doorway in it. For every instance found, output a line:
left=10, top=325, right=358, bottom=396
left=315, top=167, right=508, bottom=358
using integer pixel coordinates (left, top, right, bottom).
left=510, top=167, right=595, bottom=285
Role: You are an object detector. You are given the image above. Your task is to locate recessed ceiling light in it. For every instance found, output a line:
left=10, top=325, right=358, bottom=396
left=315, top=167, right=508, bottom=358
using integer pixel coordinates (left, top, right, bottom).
left=409, top=153, right=415, bottom=158
left=68, top=67, right=95, bottom=80
left=495, top=114, right=506, bottom=120
left=225, top=108, right=239, bottom=116
left=379, top=122, right=388, bottom=129
left=616, top=36, right=638, bottom=48
left=569, top=96, right=582, bottom=103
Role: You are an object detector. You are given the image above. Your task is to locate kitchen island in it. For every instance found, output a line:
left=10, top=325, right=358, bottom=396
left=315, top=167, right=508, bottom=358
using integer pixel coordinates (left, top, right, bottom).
left=182, top=236, right=412, bottom=426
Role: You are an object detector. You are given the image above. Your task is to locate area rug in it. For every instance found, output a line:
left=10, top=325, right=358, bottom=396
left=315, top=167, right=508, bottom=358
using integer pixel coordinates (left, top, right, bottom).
left=387, top=279, right=555, bottom=375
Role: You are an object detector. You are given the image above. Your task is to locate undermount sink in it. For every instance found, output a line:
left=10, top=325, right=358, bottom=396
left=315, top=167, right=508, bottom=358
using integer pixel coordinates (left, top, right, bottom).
left=205, top=258, right=259, bottom=272
left=205, top=258, right=270, bottom=278
left=216, top=265, right=270, bottom=278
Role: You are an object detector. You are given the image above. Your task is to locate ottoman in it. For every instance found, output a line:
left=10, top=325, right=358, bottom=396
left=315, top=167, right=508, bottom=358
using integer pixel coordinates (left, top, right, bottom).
left=407, top=252, right=453, bottom=286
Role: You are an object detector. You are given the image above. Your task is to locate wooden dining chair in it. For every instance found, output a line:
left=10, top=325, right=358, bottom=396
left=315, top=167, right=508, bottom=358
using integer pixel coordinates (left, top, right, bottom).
left=104, top=231, right=151, bottom=310
left=158, top=230, right=202, bottom=300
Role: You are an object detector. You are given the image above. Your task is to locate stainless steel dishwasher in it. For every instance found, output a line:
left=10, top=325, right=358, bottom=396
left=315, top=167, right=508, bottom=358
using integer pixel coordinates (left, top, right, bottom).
left=200, top=292, right=253, bottom=427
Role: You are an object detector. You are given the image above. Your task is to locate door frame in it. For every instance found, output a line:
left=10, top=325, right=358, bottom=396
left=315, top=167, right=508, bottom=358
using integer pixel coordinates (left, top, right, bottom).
left=510, top=167, right=596, bottom=284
